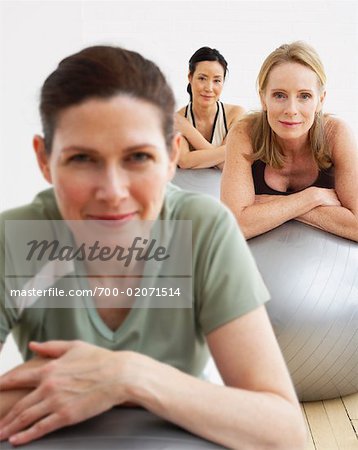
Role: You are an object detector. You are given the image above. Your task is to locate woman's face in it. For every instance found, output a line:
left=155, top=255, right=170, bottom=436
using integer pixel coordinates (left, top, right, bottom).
left=261, top=62, right=325, bottom=142
left=34, top=95, right=178, bottom=223
left=189, top=60, right=225, bottom=107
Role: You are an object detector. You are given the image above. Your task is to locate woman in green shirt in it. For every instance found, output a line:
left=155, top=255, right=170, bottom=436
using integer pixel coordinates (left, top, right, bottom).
left=0, top=45, right=305, bottom=449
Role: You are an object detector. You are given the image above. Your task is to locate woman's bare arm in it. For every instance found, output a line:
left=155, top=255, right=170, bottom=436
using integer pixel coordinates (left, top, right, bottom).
left=226, top=104, right=246, bottom=128
left=175, top=111, right=214, bottom=150
left=133, top=307, right=307, bottom=449
left=0, top=311, right=306, bottom=449
left=175, top=105, right=245, bottom=169
left=295, top=119, right=358, bottom=241
left=177, top=135, right=225, bottom=169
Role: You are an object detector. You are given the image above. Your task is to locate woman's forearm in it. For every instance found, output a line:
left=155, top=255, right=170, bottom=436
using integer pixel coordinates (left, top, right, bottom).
left=295, top=205, right=358, bottom=242
left=238, top=188, right=322, bottom=239
left=178, top=146, right=225, bottom=169
left=178, top=119, right=214, bottom=150
left=185, top=129, right=214, bottom=150
left=0, top=342, right=306, bottom=448
left=125, top=355, right=306, bottom=450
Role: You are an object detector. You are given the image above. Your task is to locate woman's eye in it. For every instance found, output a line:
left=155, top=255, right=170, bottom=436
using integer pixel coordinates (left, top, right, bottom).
left=273, top=92, right=285, bottom=99
left=128, top=152, right=152, bottom=163
left=68, top=154, right=93, bottom=163
left=300, top=93, right=312, bottom=100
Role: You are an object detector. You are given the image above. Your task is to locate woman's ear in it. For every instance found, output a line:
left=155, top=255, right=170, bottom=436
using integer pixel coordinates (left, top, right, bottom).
left=316, top=90, right=326, bottom=113
left=259, top=91, right=267, bottom=111
left=188, top=71, right=192, bottom=84
left=33, top=135, right=52, bottom=184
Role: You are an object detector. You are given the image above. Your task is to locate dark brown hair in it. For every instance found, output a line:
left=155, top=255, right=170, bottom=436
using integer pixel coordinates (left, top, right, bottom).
left=40, top=45, right=175, bottom=152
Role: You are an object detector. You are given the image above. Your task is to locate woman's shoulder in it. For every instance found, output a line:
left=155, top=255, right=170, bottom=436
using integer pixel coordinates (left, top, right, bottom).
left=164, top=183, right=232, bottom=222
left=0, top=189, right=60, bottom=222
left=324, top=115, right=352, bottom=135
left=223, top=103, right=245, bottom=114
left=226, top=112, right=253, bottom=139
left=176, top=106, right=188, bottom=117
left=164, top=183, right=243, bottom=254
left=222, top=103, right=246, bottom=125
left=324, top=115, right=356, bottom=155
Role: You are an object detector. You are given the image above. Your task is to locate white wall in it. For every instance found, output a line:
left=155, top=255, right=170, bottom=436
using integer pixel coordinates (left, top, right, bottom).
left=1, top=0, right=357, bottom=212
left=1, top=0, right=357, bottom=372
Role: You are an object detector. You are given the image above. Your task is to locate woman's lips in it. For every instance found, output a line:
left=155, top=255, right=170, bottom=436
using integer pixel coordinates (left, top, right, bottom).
left=279, top=121, right=302, bottom=127
left=86, top=212, right=137, bottom=224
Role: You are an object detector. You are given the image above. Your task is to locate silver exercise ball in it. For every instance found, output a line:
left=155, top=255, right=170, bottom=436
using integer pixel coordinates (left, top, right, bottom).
left=172, top=168, right=358, bottom=401
left=172, top=168, right=221, bottom=198
left=248, top=222, right=358, bottom=401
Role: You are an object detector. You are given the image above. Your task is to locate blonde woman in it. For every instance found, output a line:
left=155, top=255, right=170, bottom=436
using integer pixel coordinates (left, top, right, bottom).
left=221, top=41, right=358, bottom=241
left=176, top=47, right=245, bottom=169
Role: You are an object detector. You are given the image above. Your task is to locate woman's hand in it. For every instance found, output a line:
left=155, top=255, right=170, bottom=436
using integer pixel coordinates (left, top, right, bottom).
left=255, top=189, right=341, bottom=207
left=0, top=340, right=136, bottom=446
left=0, top=356, right=52, bottom=420
left=175, top=113, right=214, bottom=152
left=310, top=187, right=341, bottom=207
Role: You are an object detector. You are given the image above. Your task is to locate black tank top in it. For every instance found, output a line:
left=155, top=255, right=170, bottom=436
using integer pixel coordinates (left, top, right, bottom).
left=252, top=160, right=335, bottom=195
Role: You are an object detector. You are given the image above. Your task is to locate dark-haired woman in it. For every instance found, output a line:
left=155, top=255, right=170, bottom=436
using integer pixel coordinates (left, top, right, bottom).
left=0, top=46, right=306, bottom=449
left=176, top=47, right=245, bottom=169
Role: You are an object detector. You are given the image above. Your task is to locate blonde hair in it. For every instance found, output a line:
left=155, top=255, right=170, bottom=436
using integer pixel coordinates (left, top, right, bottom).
left=248, top=41, right=331, bottom=169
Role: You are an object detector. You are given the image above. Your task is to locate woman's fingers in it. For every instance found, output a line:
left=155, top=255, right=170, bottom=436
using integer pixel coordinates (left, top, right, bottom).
left=1, top=389, right=114, bottom=445
left=0, top=389, right=49, bottom=440
left=0, top=366, right=42, bottom=390
left=7, top=413, right=62, bottom=446
left=314, top=187, right=341, bottom=207
left=0, top=352, right=57, bottom=392
left=29, top=340, right=81, bottom=358
left=6, top=392, right=111, bottom=446
left=0, top=343, right=129, bottom=444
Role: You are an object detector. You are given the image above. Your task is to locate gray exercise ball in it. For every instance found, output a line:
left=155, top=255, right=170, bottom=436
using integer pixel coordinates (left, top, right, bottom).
left=172, top=168, right=221, bottom=198
left=172, top=168, right=358, bottom=401
left=249, top=222, right=358, bottom=401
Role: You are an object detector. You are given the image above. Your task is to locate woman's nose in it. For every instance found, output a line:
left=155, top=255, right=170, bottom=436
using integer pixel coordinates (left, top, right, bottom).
left=95, top=166, right=129, bottom=204
left=204, top=80, right=213, bottom=91
left=284, top=98, right=298, bottom=116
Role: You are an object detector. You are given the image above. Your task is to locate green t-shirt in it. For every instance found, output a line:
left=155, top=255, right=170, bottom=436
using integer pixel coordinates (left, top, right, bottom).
left=0, top=184, right=269, bottom=376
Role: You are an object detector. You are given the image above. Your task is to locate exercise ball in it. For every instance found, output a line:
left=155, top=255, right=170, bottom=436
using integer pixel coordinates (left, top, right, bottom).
left=248, top=222, right=358, bottom=401
left=172, top=168, right=358, bottom=401
left=172, top=168, right=221, bottom=198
